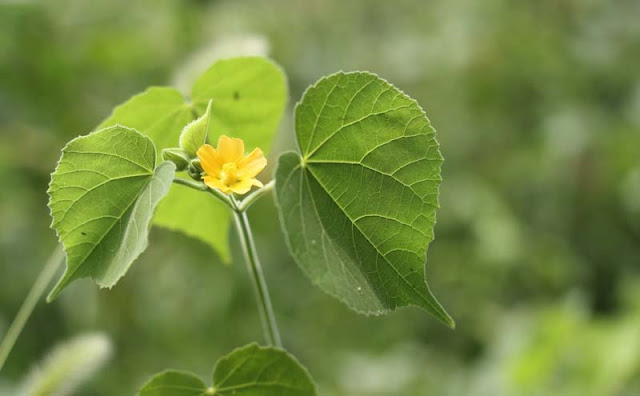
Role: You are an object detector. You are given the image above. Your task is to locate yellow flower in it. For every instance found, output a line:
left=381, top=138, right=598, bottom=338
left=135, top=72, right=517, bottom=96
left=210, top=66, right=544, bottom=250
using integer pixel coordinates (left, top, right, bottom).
left=196, top=135, right=267, bottom=195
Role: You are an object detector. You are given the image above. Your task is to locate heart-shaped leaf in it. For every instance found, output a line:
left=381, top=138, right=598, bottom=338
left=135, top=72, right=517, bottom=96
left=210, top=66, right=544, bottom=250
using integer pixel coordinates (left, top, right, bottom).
left=98, top=57, right=287, bottom=262
left=275, top=72, right=453, bottom=327
left=138, top=344, right=317, bottom=396
left=47, top=126, right=175, bottom=300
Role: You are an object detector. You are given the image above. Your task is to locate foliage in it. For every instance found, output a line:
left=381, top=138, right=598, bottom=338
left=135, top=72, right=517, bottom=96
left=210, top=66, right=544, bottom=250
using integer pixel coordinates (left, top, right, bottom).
left=45, top=57, right=452, bottom=324
left=36, top=56, right=455, bottom=391
left=97, top=57, right=287, bottom=262
left=277, top=72, right=452, bottom=325
left=47, top=126, right=175, bottom=300
left=139, top=344, right=316, bottom=396
left=1, top=0, right=639, bottom=395
left=0, top=42, right=455, bottom=393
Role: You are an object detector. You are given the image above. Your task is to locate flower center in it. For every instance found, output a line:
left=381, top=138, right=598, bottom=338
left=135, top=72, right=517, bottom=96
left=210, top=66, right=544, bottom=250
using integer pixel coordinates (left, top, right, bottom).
left=219, top=162, right=238, bottom=186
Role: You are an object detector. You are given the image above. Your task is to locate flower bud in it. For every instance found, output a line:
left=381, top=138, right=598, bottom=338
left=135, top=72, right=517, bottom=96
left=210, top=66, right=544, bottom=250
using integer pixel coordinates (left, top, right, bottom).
left=188, top=158, right=203, bottom=181
left=161, top=148, right=190, bottom=171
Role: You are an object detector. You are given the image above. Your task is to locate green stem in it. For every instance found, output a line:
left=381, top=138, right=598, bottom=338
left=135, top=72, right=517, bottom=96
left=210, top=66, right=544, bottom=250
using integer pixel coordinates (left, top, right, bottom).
left=178, top=177, right=281, bottom=346
left=173, top=177, right=208, bottom=191
left=236, top=181, right=275, bottom=212
left=173, top=178, right=233, bottom=209
left=231, top=197, right=282, bottom=347
left=0, top=245, right=65, bottom=372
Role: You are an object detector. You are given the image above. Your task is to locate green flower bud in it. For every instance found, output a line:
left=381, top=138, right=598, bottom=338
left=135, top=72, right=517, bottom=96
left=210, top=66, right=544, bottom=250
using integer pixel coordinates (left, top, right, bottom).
left=188, top=158, right=203, bottom=181
left=162, top=148, right=190, bottom=171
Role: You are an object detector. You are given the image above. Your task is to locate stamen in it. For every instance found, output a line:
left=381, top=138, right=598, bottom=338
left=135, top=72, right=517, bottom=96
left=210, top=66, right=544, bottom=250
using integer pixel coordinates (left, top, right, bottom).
left=220, top=163, right=238, bottom=186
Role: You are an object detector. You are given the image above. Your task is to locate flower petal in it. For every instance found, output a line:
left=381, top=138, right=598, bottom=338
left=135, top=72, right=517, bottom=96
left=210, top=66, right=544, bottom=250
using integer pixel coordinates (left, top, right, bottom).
left=217, top=135, right=245, bottom=164
left=236, top=148, right=267, bottom=179
left=203, top=175, right=232, bottom=194
left=229, top=179, right=257, bottom=195
left=197, top=144, right=222, bottom=176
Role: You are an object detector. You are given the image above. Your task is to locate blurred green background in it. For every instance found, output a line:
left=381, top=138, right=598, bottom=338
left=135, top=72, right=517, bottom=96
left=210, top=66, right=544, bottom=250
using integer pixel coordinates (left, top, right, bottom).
left=1, top=0, right=639, bottom=395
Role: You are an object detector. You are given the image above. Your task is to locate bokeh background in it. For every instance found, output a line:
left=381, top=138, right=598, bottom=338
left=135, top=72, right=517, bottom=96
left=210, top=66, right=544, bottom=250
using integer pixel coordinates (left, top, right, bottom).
left=1, top=0, right=640, bottom=395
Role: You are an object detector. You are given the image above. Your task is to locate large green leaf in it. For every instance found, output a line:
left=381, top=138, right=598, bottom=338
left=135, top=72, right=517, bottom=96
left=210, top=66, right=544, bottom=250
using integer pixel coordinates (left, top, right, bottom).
left=98, top=57, right=287, bottom=262
left=138, top=344, right=317, bottom=396
left=97, top=87, right=195, bottom=153
left=275, top=72, right=453, bottom=327
left=47, top=126, right=175, bottom=300
left=191, top=57, right=287, bottom=152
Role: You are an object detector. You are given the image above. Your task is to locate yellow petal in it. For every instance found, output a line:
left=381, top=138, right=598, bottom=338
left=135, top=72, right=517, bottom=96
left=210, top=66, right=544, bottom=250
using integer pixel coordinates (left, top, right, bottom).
left=229, top=179, right=259, bottom=195
left=197, top=144, right=222, bottom=177
left=217, top=135, right=245, bottom=164
left=237, top=148, right=267, bottom=179
left=203, top=175, right=232, bottom=194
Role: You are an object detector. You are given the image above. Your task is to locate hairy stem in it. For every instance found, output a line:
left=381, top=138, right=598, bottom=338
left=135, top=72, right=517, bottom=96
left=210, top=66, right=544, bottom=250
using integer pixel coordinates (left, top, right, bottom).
left=231, top=198, right=282, bottom=347
left=173, top=178, right=233, bottom=208
left=0, top=245, right=65, bottom=371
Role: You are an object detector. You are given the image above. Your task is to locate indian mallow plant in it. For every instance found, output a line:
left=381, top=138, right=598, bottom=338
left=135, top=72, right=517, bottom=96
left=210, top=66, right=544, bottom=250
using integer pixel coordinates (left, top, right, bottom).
left=0, top=56, right=454, bottom=395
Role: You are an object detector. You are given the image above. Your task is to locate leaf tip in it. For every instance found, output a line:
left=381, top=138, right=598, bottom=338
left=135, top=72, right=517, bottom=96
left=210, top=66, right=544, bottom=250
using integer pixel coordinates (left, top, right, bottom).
left=444, top=315, right=456, bottom=330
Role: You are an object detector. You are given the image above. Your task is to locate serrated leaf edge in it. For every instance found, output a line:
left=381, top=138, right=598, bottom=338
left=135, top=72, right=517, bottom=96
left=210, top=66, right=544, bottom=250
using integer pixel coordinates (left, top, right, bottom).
left=46, top=125, right=165, bottom=301
left=282, top=71, right=455, bottom=327
left=211, top=343, right=318, bottom=394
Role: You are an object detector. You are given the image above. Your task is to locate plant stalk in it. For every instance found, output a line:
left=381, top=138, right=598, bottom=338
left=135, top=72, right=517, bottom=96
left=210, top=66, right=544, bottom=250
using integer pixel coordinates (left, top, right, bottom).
left=0, top=245, right=65, bottom=371
left=231, top=199, right=282, bottom=347
left=173, top=178, right=233, bottom=208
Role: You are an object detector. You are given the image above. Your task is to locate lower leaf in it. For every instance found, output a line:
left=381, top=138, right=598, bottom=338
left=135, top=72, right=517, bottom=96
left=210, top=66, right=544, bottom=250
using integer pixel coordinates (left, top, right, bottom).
left=138, top=344, right=317, bottom=396
left=138, top=371, right=208, bottom=396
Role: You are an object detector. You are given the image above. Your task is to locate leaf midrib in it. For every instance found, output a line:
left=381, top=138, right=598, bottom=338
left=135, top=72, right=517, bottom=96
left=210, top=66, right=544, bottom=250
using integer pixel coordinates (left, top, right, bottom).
left=217, top=382, right=309, bottom=393
left=296, top=163, right=381, bottom=310
left=61, top=175, right=154, bottom=287
left=52, top=173, right=152, bottom=228
left=305, top=160, right=440, bottom=208
left=304, top=163, right=449, bottom=319
left=305, top=103, right=413, bottom=159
